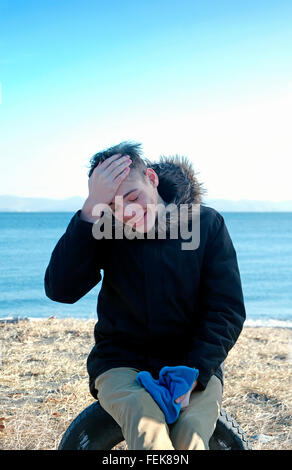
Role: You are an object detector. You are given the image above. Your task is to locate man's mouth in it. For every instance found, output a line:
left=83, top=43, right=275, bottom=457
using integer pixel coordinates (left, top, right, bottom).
left=133, top=211, right=147, bottom=226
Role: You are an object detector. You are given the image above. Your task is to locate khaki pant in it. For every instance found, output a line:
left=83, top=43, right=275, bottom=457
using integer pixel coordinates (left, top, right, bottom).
left=94, top=367, right=223, bottom=450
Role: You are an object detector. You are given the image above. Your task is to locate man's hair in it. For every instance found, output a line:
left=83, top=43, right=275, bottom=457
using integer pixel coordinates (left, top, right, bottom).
left=88, top=141, right=148, bottom=180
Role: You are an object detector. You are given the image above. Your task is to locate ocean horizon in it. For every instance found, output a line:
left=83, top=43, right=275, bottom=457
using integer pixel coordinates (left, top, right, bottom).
left=1, top=211, right=291, bottom=328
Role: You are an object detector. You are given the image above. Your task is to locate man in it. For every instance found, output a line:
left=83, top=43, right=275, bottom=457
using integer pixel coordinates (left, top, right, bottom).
left=44, top=141, right=246, bottom=450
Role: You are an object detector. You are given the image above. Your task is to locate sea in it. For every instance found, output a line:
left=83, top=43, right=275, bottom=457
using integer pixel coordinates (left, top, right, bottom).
left=0, top=211, right=291, bottom=327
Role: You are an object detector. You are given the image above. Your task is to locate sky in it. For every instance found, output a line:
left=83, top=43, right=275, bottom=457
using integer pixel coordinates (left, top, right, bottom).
left=0, top=0, right=291, bottom=201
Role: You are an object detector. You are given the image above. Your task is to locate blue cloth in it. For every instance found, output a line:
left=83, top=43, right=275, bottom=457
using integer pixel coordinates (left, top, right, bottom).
left=136, top=365, right=199, bottom=424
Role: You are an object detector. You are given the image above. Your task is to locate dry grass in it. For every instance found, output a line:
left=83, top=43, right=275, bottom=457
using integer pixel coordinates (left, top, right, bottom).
left=0, top=318, right=291, bottom=450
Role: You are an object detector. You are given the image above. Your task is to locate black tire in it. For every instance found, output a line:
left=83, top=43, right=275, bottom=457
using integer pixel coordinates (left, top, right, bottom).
left=58, top=402, right=252, bottom=450
left=209, top=409, right=252, bottom=450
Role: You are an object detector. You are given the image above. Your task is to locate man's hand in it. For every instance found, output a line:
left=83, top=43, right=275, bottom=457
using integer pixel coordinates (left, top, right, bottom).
left=80, top=153, right=132, bottom=223
left=174, top=379, right=198, bottom=409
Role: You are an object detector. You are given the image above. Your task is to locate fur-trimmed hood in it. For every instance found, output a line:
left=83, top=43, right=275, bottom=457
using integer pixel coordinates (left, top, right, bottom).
left=140, top=154, right=207, bottom=236
left=144, top=154, right=206, bottom=207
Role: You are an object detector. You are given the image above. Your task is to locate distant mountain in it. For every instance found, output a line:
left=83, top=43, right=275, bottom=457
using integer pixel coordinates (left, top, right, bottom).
left=0, top=195, right=85, bottom=212
left=204, top=198, right=292, bottom=212
left=0, top=195, right=291, bottom=212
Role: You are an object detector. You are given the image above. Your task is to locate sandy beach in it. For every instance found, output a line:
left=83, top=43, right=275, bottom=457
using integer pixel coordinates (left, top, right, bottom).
left=0, top=318, right=291, bottom=450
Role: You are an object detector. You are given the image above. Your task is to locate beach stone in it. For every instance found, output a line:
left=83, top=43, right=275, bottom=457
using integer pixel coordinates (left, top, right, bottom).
left=251, top=434, right=275, bottom=444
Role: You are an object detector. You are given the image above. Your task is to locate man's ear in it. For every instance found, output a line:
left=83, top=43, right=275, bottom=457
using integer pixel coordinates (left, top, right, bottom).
left=145, top=168, right=159, bottom=188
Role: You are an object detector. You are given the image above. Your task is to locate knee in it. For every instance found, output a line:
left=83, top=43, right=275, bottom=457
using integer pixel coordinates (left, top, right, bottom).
left=129, top=390, right=163, bottom=417
left=182, top=415, right=206, bottom=439
left=118, top=389, right=166, bottom=427
left=170, top=416, right=208, bottom=450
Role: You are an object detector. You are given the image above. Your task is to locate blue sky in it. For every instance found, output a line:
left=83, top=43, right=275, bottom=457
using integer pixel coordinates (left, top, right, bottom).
left=0, top=0, right=291, bottom=200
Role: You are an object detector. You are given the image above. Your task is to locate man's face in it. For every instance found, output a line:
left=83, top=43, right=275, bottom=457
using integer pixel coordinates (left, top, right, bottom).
left=109, top=168, right=160, bottom=233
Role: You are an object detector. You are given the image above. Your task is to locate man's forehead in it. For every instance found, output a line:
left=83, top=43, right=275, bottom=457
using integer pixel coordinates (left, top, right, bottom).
left=110, top=181, right=140, bottom=206
left=115, top=173, right=142, bottom=196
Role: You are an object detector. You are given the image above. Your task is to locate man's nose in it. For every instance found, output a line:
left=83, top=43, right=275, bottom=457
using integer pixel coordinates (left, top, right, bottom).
left=123, top=204, right=145, bottom=222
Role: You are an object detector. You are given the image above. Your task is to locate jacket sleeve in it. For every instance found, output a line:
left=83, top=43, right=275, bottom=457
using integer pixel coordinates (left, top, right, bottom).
left=44, top=209, right=105, bottom=304
left=186, top=211, right=246, bottom=389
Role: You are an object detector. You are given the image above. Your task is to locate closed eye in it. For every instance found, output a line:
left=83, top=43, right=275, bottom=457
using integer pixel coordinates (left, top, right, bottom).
left=109, top=194, right=139, bottom=211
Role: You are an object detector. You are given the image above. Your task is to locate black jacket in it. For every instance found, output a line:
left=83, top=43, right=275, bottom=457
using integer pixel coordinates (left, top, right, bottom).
left=44, top=156, right=246, bottom=399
